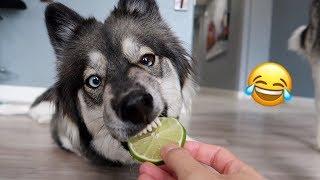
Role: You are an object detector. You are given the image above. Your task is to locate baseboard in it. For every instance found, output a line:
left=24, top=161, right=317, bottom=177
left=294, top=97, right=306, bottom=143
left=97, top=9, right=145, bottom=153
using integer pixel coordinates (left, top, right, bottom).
left=0, top=85, right=314, bottom=105
left=0, top=85, right=46, bottom=104
left=237, top=90, right=314, bottom=104
left=237, top=91, right=251, bottom=99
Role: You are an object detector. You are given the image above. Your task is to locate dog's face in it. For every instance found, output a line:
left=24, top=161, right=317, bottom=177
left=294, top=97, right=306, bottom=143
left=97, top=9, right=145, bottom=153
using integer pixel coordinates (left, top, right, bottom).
left=45, top=1, right=192, bottom=142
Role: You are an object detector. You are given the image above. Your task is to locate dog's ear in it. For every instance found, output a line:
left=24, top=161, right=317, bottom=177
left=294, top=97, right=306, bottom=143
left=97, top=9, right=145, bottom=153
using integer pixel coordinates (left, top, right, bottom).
left=45, top=3, right=84, bottom=57
left=115, top=0, right=160, bottom=16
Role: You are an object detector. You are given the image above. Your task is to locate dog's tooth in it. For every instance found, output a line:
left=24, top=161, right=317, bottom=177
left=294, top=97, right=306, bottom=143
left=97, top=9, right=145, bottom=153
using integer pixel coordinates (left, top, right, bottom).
left=151, top=121, right=157, bottom=128
left=143, top=129, right=148, bottom=134
left=138, top=132, right=143, bottom=136
left=147, top=125, right=152, bottom=132
left=155, top=119, right=162, bottom=126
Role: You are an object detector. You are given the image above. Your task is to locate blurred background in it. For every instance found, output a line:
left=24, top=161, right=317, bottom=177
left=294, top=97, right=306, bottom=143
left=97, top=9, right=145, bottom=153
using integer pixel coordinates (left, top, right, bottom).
left=0, top=0, right=314, bottom=97
left=1, top=0, right=319, bottom=180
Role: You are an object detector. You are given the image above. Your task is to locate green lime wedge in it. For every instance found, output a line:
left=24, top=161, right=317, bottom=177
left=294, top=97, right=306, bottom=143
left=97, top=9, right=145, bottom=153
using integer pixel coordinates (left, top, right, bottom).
left=128, top=117, right=186, bottom=165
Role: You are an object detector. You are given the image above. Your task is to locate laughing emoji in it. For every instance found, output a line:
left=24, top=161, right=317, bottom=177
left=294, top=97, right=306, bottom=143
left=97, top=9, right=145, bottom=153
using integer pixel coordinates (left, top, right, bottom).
left=245, top=62, right=293, bottom=106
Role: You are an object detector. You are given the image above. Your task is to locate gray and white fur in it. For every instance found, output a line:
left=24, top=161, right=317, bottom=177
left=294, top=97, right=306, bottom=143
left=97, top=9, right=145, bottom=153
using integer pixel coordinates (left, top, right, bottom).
left=31, top=0, right=196, bottom=165
left=288, top=0, right=320, bottom=148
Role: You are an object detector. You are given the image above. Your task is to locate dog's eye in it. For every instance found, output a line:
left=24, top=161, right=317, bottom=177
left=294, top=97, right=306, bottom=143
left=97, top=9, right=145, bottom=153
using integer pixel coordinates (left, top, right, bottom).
left=139, top=54, right=155, bottom=67
left=86, top=75, right=101, bottom=89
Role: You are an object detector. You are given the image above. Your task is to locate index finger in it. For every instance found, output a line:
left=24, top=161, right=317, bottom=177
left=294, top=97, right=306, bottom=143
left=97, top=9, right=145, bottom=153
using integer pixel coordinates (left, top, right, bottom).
left=184, top=141, right=246, bottom=174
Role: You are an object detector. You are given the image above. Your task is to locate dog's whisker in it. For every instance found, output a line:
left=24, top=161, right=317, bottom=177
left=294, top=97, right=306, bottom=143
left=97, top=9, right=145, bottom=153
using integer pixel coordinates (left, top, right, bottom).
left=96, top=124, right=106, bottom=136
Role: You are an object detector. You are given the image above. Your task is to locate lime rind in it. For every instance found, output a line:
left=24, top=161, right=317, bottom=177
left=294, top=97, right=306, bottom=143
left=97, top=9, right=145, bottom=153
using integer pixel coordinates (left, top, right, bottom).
left=128, top=117, right=186, bottom=165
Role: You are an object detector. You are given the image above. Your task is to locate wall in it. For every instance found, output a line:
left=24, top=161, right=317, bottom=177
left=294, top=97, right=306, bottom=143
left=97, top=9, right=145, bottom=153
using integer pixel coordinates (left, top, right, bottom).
left=269, top=0, right=313, bottom=97
left=197, top=0, right=273, bottom=90
left=0, top=0, right=194, bottom=87
left=244, top=0, right=273, bottom=85
left=197, top=0, right=243, bottom=90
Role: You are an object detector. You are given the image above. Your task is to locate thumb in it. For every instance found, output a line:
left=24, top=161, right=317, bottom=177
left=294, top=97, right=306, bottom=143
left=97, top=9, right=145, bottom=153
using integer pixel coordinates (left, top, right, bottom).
left=161, top=144, right=208, bottom=179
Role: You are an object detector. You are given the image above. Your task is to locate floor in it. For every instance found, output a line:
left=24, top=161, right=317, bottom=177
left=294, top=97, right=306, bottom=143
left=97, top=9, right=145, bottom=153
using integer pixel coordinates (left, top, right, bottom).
left=0, top=88, right=320, bottom=180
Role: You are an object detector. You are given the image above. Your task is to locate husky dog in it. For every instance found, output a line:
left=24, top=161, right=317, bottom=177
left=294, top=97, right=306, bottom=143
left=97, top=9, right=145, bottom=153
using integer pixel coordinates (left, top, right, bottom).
left=289, top=0, right=320, bottom=148
left=31, top=0, right=196, bottom=165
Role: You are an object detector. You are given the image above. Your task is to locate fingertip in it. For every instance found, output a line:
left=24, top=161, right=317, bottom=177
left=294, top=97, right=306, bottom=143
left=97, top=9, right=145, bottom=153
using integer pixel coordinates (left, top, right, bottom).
left=160, top=144, right=179, bottom=158
left=184, top=141, right=201, bottom=156
left=185, top=141, right=200, bottom=147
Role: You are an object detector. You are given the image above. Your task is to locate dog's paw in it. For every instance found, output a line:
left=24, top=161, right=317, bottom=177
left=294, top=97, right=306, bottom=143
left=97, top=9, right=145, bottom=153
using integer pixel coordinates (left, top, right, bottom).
left=28, top=102, right=55, bottom=124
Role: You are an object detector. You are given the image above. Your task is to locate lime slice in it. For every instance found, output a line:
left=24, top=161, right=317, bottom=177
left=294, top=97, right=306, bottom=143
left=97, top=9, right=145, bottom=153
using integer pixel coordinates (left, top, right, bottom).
left=128, top=117, right=186, bottom=165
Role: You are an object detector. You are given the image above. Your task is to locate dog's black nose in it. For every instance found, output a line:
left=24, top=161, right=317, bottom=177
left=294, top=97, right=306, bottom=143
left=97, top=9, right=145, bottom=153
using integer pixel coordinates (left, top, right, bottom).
left=119, top=91, right=153, bottom=124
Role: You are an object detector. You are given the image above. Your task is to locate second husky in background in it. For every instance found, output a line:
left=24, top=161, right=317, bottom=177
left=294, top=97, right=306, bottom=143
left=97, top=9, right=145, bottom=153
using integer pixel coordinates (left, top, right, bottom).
left=289, top=0, right=320, bottom=148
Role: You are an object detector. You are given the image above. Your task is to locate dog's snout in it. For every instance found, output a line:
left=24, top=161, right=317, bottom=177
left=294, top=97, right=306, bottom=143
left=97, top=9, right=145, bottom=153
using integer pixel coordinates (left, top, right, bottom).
left=119, top=91, right=153, bottom=124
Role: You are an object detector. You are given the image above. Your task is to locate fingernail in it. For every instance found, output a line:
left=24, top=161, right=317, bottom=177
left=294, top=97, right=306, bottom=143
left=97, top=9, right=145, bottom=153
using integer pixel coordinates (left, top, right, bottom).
left=161, top=144, right=179, bottom=157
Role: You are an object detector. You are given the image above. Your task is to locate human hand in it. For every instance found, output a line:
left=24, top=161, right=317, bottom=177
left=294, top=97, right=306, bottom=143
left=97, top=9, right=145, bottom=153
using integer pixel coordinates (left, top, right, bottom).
left=138, top=141, right=264, bottom=180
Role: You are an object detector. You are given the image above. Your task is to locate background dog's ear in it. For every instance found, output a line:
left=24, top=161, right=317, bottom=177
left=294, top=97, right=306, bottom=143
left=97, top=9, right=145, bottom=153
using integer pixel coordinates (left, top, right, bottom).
left=115, top=0, right=160, bottom=16
left=45, top=3, right=84, bottom=57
